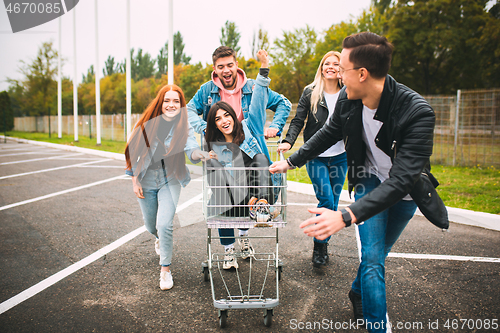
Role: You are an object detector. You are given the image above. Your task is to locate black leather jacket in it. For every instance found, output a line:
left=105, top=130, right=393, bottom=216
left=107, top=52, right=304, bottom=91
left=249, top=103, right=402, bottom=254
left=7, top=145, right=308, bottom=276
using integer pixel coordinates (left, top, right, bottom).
left=289, top=75, right=448, bottom=228
left=283, top=87, right=331, bottom=147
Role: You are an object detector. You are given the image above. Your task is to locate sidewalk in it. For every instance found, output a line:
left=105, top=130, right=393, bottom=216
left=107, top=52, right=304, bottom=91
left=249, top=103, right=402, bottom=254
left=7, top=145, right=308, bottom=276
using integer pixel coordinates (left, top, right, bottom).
left=3, top=135, right=499, bottom=232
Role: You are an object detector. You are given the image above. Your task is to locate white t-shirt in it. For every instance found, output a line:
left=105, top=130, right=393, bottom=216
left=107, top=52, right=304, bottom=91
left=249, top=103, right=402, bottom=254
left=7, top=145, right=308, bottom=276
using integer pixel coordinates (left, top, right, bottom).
left=362, top=105, right=412, bottom=200
left=318, top=91, right=346, bottom=157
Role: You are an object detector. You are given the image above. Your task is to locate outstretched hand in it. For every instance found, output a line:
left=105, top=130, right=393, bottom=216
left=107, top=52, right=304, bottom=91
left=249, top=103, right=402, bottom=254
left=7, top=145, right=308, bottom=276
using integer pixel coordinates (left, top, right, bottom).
left=299, top=207, right=346, bottom=240
left=256, top=49, right=269, bottom=68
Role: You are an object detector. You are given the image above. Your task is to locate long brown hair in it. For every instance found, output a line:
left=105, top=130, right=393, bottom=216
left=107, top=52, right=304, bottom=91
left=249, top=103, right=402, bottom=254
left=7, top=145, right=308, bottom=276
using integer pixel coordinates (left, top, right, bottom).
left=125, top=84, right=189, bottom=180
left=205, top=101, right=245, bottom=151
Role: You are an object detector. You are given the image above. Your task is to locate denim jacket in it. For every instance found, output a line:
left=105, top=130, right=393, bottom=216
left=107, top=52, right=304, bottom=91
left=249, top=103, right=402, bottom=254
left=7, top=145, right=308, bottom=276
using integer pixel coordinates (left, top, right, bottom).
left=125, top=122, right=200, bottom=187
left=187, top=71, right=291, bottom=135
left=210, top=121, right=264, bottom=169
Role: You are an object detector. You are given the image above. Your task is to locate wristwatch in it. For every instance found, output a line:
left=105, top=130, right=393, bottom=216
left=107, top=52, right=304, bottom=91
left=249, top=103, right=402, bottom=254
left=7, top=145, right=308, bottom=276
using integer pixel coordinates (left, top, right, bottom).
left=340, top=208, right=352, bottom=227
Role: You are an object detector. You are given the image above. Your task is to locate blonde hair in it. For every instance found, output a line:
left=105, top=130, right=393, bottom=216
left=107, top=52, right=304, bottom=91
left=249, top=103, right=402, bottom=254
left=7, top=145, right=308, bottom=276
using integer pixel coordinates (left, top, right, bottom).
left=306, top=51, right=342, bottom=115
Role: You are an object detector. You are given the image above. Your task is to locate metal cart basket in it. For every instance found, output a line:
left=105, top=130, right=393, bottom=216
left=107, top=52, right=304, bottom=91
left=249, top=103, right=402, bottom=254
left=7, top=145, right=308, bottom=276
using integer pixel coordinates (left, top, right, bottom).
left=201, top=139, right=287, bottom=328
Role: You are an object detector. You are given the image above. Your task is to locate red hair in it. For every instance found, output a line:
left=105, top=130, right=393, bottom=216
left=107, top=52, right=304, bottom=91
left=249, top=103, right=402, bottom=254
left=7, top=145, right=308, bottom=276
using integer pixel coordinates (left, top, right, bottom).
left=125, top=84, right=189, bottom=180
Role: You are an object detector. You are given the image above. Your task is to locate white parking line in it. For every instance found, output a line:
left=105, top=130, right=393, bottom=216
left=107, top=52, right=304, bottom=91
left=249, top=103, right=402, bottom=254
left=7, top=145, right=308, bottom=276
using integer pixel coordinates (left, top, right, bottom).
left=0, top=159, right=112, bottom=180
left=0, top=153, right=84, bottom=165
left=389, top=252, right=500, bottom=263
left=0, top=192, right=203, bottom=315
left=0, top=147, right=42, bottom=152
left=0, top=151, right=65, bottom=157
left=54, top=157, right=107, bottom=161
left=0, top=226, right=147, bottom=315
left=75, top=165, right=124, bottom=168
left=0, top=175, right=127, bottom=211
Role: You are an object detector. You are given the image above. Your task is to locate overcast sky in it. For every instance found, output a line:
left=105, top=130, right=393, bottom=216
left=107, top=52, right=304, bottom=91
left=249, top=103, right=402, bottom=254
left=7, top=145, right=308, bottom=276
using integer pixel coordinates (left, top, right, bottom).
left=0, top=0, right=372, bottom=91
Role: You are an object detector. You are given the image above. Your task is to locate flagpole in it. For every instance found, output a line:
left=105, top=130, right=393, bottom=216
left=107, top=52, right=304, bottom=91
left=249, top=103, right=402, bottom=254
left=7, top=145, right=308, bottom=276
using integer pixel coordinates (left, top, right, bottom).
left=73, top=6, right=78, bottom=142
left=95, top=0, right=101, bottom=145
left=57, top=17, right=62, bottom=139
left=167, top=0, right=173, bottom=85
left=126, top=0, right=132, bottom=141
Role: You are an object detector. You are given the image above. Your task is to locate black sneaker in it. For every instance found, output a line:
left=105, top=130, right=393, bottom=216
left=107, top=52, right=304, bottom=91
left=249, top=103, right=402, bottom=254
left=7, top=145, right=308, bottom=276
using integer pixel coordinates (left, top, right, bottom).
left=312, top=242, right=329, bottom=267
left=348, top=289, right=365, bottom=323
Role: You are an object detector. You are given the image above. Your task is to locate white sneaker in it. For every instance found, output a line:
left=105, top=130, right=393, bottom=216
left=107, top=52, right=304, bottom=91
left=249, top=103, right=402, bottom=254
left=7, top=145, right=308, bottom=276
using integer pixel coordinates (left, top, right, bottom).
left=155, top=238, right=160, bottom=256
left=160, top=271, right=173, bottom=290
left=238, top=238, right=255, bottom=259
left=223, top=247, right=238, bottom=270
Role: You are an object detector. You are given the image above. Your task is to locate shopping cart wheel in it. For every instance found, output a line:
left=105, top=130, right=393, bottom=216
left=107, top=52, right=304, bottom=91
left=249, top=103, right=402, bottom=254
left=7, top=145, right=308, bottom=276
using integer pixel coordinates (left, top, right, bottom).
left=263, top=309, right=273, bottom=327
left=203, top=266, right=209, bottom=282
left=278, top=259, right=283, bottom=281
left=219, top=310, right=228, bottom=328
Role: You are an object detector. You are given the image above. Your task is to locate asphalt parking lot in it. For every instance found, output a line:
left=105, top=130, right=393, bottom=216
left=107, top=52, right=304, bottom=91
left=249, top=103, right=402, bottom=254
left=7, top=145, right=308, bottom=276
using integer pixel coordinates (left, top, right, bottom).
left=0, top=138, right=499, bottom=333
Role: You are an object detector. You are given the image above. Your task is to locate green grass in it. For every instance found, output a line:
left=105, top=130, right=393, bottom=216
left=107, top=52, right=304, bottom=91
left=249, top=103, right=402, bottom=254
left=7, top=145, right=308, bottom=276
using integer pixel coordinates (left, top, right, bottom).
left=430, top=164, right=500, bottom=214
left=5, top=131, right=500, bottom=215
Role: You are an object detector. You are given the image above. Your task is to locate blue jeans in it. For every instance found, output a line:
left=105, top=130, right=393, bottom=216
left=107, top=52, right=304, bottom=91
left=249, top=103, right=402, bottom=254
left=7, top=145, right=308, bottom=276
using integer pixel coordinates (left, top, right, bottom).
left=305, top=152, right=347, bottom=244
left=351, top=174, right=417, bottom=333
left=137, top=168, right=181, bottom=266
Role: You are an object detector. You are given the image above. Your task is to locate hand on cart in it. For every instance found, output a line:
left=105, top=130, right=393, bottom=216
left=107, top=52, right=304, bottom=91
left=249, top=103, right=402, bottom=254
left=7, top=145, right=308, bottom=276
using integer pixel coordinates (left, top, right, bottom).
left=276, top=142, right=291, bottom=153
left=191, top=149, right=210, bottom=161
left=269, top=160, right=291, bottom=174
left=207, top=150, right=218, bottom=160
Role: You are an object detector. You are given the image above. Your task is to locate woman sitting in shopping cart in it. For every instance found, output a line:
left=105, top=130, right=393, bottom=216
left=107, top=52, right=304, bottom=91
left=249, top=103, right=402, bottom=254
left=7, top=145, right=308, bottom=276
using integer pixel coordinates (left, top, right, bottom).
left=204, top=50, right=279, bottom=270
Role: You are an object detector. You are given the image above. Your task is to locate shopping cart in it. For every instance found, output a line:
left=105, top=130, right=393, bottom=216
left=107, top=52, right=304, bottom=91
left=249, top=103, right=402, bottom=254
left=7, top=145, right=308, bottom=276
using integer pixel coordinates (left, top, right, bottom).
left=201, top=139, right=287, bottom=328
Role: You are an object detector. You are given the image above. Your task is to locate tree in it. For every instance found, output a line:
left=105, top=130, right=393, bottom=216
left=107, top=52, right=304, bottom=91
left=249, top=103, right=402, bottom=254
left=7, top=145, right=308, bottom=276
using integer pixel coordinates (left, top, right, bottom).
left=316, top=20, right=358, bottom=61
left=0, top=91, right=14, bottom=132
left=271, top=26, right=318, bottom=103
left=78, top=80, right=95, bottom=115
left=250, top=27, right=270, bottom=57
left=372, top=0, right=392, bottom=14
left=316, top=6, right=385, bottom=59
left=126, top=48, right=156, bottom=81
left=387, top=0, right=495, bottom=94
left=132, top=77, right=156, bottom=113
left=7, top=82, right=24, bottom=117
left=236, top=56, right=260, bottom=83
left=156, top=46, right=168, bottom=79
left=100, top=73, right=126, bottom=114
left=220, top=21, right=241, bottom=55
left=134, top=48, right=156, bottom=81
left=478, top=2, right=500, bottom=87
left=8, top=41, right=59, bottom=116
left=174, top=31, right=191, bottom=65
left=177, top=62, right=213, bottom=100
left=156, top=31, right=192, bottom=78
left=82, top=65, right=95, bottom=84
left=60, top=77, right=75, bottom=116
left=103, top=56, right=121, bottom=76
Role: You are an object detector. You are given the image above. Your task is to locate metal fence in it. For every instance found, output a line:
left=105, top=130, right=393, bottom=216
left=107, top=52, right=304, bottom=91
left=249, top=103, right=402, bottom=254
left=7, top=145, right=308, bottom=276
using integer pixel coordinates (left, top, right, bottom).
left=12, top=88, right=500, bottom=167
left=426, top=88, right=500, bottom=167
left=14, top=114, right=141, bottom=142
